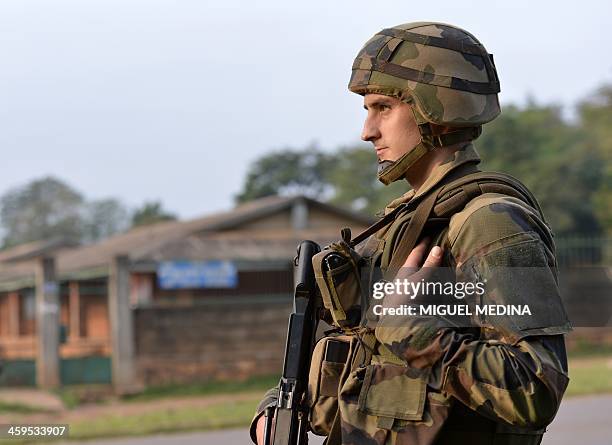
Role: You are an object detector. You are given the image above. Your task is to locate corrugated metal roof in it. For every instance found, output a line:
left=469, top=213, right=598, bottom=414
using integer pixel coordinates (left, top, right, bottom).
left=0, top=238, right=77, bottom=263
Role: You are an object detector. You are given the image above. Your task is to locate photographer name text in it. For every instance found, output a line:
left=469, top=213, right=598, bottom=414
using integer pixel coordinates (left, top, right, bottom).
left=372, top=304, right=532, bottom=316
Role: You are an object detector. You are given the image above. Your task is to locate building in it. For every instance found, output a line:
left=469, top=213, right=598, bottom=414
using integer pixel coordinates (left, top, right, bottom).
left=0, top=195, right=373, bottom=387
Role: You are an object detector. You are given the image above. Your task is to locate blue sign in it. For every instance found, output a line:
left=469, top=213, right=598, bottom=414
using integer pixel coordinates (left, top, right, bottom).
left=157, top=260, right=238, bottom=289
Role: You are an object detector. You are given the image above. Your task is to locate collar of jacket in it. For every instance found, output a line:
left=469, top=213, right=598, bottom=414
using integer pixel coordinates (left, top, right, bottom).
left=383, top=142, right=482, bottom=215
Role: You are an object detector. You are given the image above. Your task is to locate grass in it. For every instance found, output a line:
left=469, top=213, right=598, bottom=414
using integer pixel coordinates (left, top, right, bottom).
left=53, top=388, right=82, bottom=410
left=0, top=396, right=261, bottom=444
left=566, top=355, right=612, bottom=397
left=567, top=341, right=612, bottom=358
left=0, top=401, right=52, bottom=414
left=122, top=374, right=278, bottom=402
left=68, top=396, right=260, bottom=440
left=48, top=375, right=278, bottom=409
left=54, top=384, right=115, bottom=409
left=0, top=376, right=278, bottom=443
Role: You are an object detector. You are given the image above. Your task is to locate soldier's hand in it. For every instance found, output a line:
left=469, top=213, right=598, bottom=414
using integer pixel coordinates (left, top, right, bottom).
left=256, top=415, right=265, bottom=445
left=403, top=238, right=443, bottom=270
left=256, top=412, right=274, bottom=445
left=382, top=239, right=444, bottom=308
left=256, top=416, right=266, bottom=445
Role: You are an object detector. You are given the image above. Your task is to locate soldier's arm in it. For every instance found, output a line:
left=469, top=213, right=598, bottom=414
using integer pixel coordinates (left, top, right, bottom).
left=434, top=331, right=567, bottom=428
left=376, top=319, right=568, bottom=428
left=250, top=387, right=278, bottom=444
left=376, top=293, right=569, bottom=430
left=375, top=197, right=571, bottom=429
left=377, top=329, right=568, bottom=428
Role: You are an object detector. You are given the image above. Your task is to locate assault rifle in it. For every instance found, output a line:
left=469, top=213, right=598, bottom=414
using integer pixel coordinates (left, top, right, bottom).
left=263, top=240, right=321, bottom=445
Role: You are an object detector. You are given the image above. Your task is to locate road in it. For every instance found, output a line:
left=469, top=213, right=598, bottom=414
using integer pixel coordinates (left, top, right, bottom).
left=69, top=394, right=612, bottom=445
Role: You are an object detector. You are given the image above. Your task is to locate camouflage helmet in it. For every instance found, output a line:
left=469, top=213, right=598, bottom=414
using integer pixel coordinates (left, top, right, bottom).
left=349, top=22, right=501, bottom=184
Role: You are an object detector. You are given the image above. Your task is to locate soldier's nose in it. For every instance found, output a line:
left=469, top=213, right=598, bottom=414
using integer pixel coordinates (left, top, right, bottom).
left=361, top=118, right=380, bottom=142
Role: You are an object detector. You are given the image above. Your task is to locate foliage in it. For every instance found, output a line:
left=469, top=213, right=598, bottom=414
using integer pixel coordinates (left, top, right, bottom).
left=0, top=178, right=174, bottom=248
left=478, top=103, right=603, bottom=236
left=235, top=147, right=335, bottom=203
left=0, top=177, right=85, bottom=248
left=325, top=144, right=409, bottom=215
left=82, top=199, right=130, bottom=242
left=577, top=85, right=612, bottom=236
left=131, top=201, right=177, bottom=228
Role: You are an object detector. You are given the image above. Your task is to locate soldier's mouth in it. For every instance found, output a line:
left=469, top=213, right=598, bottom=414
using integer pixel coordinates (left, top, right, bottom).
left=375, top=147, right=388, bottom=157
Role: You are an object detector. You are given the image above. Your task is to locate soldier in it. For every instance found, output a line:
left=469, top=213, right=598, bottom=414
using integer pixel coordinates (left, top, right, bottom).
left=252, top=22, right=571, bottom=445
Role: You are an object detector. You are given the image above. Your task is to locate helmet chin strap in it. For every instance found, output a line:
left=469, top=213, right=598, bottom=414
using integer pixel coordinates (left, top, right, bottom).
left=377, top=141, right=432, bottom=185
left=377, top=105, right=482, bottom=186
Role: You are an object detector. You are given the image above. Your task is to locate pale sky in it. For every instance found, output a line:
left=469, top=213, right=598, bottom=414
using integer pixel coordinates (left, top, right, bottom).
left=2, top=0, right=611, bottom=218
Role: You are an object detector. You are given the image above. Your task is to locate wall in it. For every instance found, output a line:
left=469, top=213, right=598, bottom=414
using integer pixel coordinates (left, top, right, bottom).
left=134, top=296, right=291, bottom=385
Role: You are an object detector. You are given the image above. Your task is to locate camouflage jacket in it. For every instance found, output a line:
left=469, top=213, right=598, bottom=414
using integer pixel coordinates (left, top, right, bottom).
left=251, top=143, right=571, bottom=445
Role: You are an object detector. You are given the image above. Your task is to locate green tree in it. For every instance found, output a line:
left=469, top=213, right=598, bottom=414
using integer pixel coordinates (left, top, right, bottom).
left=478, top=102, right=602, bottom=236
left=326, top=144, right=409, bottom=215
left=0, top=177, right=85, bottom=248
left=131, top=201, right=177, bottom=227
left=577, top=85, right=612, bottom=235
left=235, top=143, right=410, bottom=215
left=235, top=147, right=334, bottom=203
left=0, top=177, right=136, bottom=248
left=82, top=199, right=130, bottom=242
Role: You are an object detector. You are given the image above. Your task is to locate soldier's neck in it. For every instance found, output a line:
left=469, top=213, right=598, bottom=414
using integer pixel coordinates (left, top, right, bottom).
left=405, top=145, right=460, bottom=192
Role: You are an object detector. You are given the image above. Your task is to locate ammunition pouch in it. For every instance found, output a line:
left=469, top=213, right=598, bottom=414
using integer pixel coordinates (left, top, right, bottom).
left=312, top=238, right=364, bottom=329
left=307, top=335, right=352, bottom=436
left=339, top=363, right=432, bottom=431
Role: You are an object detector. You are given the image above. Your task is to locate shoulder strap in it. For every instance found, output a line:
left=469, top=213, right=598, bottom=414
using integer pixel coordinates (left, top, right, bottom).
left=435, top=171, right=544, bottom=217
left=384, top=190, right=438, bottom=280
left=349, top=202, right=409, bottom=248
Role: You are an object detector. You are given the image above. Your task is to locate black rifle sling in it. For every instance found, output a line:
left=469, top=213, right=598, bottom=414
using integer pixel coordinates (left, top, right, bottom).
left=349, top=202, right=408, bottom=248
left=325, top=408, right=342, bottom=445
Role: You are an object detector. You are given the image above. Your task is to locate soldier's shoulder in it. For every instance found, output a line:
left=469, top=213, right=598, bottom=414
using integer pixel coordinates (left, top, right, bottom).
left=447, top=192, right=546, bottom=253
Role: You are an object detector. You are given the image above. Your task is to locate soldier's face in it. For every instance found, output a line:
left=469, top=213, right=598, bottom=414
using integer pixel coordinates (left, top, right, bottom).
left=361, top=93, right=421, bottom=162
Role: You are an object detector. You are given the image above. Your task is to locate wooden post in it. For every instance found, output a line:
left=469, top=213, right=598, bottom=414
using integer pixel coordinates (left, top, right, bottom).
left=7, top=291, right=20, bottom=337
left=68, top=281, right=81, bottom=340
left=35, top=256, right=60, bottom=388
left=108, top=255, right=137, bottom=393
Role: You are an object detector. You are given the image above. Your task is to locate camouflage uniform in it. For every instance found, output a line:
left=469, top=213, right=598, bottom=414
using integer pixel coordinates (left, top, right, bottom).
left=250, top=22, right=571, bottom=445
left=335, top=143, right=571, bottom=445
